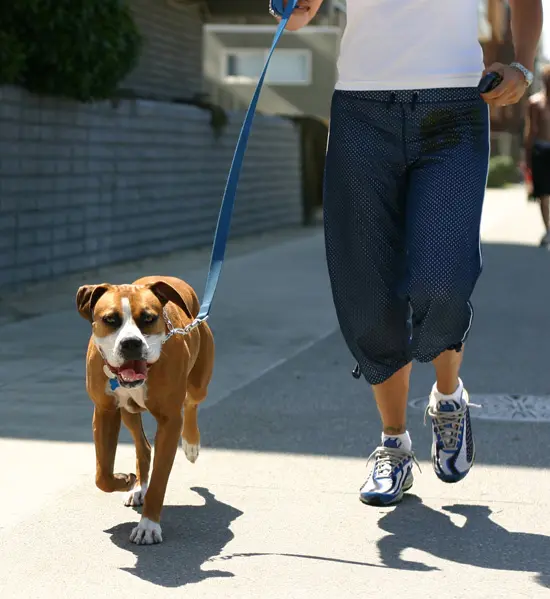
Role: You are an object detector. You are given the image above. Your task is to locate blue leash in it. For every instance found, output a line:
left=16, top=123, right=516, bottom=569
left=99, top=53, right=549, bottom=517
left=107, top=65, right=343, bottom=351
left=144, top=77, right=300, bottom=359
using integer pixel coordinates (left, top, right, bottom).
left=193, top=0, right=298, bottom=326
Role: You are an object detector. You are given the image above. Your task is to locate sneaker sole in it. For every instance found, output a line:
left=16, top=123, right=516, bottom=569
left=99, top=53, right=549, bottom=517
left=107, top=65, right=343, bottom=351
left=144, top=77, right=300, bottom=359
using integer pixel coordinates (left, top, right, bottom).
left=359, top=478, right=414, bottom=507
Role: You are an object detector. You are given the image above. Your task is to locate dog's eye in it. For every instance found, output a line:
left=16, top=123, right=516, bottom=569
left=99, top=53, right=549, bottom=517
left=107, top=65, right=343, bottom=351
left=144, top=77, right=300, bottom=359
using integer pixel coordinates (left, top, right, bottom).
left=102, top=314, right=120, bottom=327
left=141, top=313, right=158, bottom=325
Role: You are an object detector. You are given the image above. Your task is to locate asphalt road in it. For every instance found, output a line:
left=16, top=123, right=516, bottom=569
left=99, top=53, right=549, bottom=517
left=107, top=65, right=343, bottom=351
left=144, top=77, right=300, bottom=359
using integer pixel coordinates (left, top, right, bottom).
left=1, top=187, right=550, bottom=599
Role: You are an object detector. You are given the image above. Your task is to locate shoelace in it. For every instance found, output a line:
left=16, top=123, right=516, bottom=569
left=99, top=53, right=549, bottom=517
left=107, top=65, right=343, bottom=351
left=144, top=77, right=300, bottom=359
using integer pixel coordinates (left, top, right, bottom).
left=366, top=446, right=421, bottom=478
left=425, top=402, right=480, bottom=450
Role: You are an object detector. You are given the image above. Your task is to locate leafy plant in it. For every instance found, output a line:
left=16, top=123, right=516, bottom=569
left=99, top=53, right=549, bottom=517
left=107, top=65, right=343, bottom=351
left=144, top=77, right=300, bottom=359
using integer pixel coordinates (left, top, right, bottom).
left=0, top=31, right=26, bottom=84
left=0, top=0, right=142, bottom=101
left=486, top=155, right=519, bottom=188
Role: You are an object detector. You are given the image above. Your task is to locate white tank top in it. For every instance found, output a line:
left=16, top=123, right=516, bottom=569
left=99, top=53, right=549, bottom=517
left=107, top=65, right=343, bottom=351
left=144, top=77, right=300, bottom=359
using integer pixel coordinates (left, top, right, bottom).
left=335, top=0, right=485, bottom=91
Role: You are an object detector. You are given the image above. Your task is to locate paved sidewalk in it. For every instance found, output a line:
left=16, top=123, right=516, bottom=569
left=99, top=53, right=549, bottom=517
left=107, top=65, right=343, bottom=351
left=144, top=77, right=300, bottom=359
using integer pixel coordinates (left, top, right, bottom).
left=1, top=186, right=550, bottom=599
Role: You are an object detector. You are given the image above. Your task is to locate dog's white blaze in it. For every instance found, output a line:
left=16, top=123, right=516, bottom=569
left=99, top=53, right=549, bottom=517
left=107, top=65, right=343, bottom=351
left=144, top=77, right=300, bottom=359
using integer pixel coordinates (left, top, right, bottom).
left=94, top=297, right=164, bottom=367
left=118, top=297, right=147, bottom=349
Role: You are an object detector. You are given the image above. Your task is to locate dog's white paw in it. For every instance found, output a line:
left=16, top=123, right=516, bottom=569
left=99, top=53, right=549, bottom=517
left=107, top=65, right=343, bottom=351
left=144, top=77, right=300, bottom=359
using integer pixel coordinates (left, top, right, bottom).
left=129, top=517, right=163, bottom=545
left=182, top=440, right=200, bottom=463
left=124, top=482, right=148, bottom=507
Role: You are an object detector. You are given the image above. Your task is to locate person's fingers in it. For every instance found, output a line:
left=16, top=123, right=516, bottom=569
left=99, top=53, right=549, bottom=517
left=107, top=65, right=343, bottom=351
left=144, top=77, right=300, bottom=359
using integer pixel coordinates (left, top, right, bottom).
left=487, top=88, right=524, bottom=107
left=482, top=62, right=505, bottom=81
left=481, top=82, right=509, bottom=101
left=482, top=83, right=511, bottom=103
left=503, top=86, right=526, bottom=105
left=479, top=62, right=507, bottom=101
left=482, top=90, right=505, bottom=103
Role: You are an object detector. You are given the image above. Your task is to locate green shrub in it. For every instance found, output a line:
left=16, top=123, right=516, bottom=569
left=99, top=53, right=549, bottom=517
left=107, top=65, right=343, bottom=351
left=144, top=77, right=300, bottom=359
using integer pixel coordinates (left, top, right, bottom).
left=0, top=0, right=142, bottom=101
left=486, top=155, right=518, bottom=188
left=0, top=31, right=26, bottom=84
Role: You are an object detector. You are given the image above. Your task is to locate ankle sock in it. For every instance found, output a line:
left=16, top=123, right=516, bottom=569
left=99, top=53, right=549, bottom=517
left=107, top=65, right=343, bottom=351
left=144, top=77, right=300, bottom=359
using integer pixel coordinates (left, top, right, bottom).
left=381, top=430, right=412, bottom=452
left=431, top=378, right=464, bottom=407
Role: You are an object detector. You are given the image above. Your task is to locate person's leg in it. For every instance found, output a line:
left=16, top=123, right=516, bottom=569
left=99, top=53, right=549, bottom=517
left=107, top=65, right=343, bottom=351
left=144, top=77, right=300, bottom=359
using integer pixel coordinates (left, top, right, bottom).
left=405, top=87, right=489, bottom=483
left=531, top=144, right=550, bottom=246
left=537, top=194, right=550, bottom=247
left=324, top=90, right=414, bottom=506
left=539, top=196, right=550, bottom=232
left=432, top=348, right=463, bottom=395
left=372, top=363, right=412, bottom=435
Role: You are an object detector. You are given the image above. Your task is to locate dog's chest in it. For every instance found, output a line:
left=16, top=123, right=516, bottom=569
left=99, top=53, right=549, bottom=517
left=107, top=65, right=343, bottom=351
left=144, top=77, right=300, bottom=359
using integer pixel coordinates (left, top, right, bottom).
left=109, top=383, right=148, bottom=413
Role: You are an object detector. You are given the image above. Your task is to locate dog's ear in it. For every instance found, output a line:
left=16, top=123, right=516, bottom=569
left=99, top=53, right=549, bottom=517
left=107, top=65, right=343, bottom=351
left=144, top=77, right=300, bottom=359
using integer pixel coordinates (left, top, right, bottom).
left=76, top=284, right=111, bottom=322
left=147, top=281, right=198, bottom=320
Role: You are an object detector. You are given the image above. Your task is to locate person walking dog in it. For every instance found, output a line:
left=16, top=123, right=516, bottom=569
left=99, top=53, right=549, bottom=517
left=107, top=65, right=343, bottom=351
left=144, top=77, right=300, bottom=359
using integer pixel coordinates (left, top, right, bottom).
left=276, top=0, right=542, bottom=505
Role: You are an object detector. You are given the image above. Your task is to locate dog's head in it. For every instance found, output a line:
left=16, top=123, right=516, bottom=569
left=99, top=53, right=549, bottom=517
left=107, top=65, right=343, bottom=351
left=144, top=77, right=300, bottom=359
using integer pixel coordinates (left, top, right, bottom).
left=76, top=280, right=193, bottom=389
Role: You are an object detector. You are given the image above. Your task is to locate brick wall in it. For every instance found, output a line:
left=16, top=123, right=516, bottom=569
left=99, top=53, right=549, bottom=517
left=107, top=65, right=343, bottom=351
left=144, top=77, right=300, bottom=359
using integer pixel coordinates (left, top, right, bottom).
left=124, top=0, right=204, bottom=100
left=0, top=85, right=302, bottom=289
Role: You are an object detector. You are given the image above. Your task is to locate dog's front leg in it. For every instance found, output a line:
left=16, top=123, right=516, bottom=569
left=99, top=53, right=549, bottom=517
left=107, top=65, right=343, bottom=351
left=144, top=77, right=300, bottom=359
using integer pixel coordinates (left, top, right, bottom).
left=93, top=406, right=136, bottom=493
left=129, top=409, right=183, bottom=545
left=121, top=409, right=152, bottom=507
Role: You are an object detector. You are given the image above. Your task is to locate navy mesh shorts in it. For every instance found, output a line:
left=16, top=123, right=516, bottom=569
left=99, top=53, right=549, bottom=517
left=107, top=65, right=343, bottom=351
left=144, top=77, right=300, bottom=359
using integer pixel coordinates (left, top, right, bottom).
left=324, top=88, right=489, bottom=386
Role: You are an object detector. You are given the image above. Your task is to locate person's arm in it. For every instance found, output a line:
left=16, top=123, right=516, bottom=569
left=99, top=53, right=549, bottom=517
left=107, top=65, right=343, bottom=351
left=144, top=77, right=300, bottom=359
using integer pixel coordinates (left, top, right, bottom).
left=481, top=0, right=543, bottom=106
left=509, top=0, right=543, bottom=72
left=274, top=0, right=325, bottom=31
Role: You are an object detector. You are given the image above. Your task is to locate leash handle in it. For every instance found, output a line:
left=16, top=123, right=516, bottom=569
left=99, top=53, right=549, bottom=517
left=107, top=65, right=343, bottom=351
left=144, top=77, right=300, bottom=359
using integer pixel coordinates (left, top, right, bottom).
left=196, top=0, right=298, bottom=321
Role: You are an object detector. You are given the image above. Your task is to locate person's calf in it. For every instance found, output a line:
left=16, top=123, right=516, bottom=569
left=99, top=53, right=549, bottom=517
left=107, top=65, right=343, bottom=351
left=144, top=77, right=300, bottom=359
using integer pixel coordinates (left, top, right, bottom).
left=372, top=362, right=412, bottom=434
left=432, top=348, right=463, bottom=395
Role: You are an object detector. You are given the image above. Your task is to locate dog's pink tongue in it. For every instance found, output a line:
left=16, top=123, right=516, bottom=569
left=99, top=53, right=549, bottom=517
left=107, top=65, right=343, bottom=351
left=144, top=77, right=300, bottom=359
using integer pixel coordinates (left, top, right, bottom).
left=120, top=360, right=147, bottom=382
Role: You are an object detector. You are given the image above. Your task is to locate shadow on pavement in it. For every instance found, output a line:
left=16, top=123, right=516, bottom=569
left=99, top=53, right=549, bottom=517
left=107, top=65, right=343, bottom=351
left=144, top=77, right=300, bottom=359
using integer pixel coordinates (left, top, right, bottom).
left=377, top=494, right=550, bottom=588
left=1, top=241, right=549, bottom=469
left=197, top=240, right=550, bottom=467
left=104, top=487, right=243, bottom=588
left=213, top=551, right=388, bottom=569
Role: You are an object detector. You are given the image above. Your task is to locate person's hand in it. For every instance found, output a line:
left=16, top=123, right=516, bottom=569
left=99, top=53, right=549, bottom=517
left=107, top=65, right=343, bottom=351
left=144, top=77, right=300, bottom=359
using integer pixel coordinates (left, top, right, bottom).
left=285, top=0, right=313, bottom=13
left=276, top=0, right=315, bottom=30
left=481, top=62, right=529, bottom=107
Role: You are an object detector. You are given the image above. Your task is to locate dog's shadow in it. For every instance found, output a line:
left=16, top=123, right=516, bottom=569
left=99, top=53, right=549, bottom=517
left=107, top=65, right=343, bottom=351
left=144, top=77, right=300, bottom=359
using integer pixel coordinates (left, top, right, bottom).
left=105, top=486, right=243, bottom=588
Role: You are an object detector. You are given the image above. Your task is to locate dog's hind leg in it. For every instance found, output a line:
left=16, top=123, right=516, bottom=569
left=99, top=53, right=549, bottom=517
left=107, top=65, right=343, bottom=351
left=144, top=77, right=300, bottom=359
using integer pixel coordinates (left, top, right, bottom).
left=182, top=324, right=215, bottom=463
left=121, top=409, right=152, bottom=506
left=182, top=396, right=201, bottom=463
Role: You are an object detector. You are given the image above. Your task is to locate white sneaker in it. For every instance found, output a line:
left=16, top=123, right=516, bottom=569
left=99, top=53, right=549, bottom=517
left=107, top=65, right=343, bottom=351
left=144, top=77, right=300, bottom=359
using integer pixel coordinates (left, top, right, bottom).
left=427, top=383, right=476, bottom=483
left=359, top=436, right=417, bottom=506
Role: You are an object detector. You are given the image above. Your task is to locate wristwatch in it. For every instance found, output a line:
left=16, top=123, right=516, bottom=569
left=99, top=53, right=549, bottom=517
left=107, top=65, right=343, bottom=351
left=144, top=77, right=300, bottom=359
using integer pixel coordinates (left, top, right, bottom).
left=510, top=62, right=534, bottom=87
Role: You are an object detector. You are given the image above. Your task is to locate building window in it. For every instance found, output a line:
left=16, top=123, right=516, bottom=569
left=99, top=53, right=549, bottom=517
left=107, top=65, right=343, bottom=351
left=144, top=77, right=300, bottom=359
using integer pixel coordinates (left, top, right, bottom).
left=223, top=49, right=312, bottom=85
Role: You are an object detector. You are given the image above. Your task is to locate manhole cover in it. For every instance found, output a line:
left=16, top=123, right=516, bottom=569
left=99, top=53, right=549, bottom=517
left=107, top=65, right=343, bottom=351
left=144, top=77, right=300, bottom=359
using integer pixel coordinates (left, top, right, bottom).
left=409, top=394, right=550, bottom=422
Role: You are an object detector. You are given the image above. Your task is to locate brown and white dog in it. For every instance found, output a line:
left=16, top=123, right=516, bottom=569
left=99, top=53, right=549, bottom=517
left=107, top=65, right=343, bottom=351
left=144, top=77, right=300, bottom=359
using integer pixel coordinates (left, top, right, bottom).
left=76, top=276, right=214, bottom=545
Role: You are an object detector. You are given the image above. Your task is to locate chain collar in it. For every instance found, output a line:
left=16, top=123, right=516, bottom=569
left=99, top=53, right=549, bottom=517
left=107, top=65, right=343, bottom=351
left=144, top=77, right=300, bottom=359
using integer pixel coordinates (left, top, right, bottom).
left=162, top=308, right=206, bottom=344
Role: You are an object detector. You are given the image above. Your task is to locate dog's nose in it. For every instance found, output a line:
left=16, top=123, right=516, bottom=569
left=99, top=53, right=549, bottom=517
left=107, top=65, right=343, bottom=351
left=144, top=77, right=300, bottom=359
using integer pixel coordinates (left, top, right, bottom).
left=120, top=337, right=144, bottom=357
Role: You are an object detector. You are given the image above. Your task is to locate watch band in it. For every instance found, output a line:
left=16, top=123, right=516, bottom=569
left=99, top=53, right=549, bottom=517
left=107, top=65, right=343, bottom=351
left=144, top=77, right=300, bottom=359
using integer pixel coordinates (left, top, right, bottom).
left=510, top=62, right=533, bottom=87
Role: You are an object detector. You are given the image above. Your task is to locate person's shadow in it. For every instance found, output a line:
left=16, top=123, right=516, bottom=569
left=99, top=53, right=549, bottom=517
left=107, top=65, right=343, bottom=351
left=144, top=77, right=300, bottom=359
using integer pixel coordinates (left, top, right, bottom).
left=105, top=487, right=243, bottom=587
left=377, top=495, right=550, bottom=588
